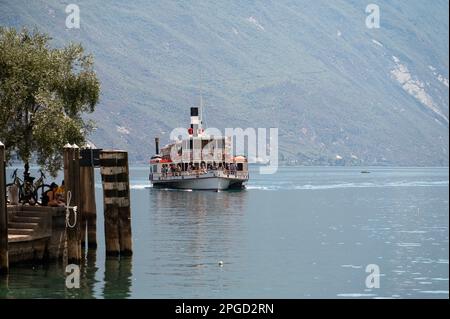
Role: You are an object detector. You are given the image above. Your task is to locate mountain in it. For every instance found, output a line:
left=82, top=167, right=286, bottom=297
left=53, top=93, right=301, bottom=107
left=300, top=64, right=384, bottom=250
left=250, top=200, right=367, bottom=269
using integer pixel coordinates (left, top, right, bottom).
left=1, top=0, right=448, bottom=165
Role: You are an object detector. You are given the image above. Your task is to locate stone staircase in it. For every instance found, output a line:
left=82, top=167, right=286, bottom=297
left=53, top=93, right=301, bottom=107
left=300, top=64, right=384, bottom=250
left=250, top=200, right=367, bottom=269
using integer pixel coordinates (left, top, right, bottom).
left=7, top=210, right=48, bottom=242
left=6, top=205, right=67, bottom=264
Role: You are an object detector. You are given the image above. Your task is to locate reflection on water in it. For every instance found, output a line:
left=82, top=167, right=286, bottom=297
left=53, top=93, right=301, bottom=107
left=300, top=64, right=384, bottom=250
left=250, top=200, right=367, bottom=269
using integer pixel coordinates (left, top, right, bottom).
left=131, top=189, right=249, bottom=297
left=0, top=187, right=249, bottom=299
left=0, top=250, right=132, bottom=299
left=149, top=189, right=248, bottom=258
left=0, top=167, right=448, bottom=298
left=103, top=257, right=132, bottom=299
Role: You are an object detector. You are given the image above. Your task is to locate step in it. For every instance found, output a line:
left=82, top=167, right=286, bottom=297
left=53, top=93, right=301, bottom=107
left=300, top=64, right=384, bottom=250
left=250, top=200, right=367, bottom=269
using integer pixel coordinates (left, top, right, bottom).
left=16, top=211, right=51, bottom=218
left=8, top=228, right=35, bottom=235
left=8, top=222, right=39, bottom=229
left=11, top=216, right=43, bottom=223
left=8, top=234, right=33, bottom=242
left=19, top=206, right=62, bottom=212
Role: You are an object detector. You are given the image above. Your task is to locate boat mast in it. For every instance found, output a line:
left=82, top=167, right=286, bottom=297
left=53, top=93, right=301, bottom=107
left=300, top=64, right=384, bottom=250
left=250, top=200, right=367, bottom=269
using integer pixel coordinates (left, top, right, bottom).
left=200, top=94, right=203, bottom=128
left=199, top=70, right=205, bottom=129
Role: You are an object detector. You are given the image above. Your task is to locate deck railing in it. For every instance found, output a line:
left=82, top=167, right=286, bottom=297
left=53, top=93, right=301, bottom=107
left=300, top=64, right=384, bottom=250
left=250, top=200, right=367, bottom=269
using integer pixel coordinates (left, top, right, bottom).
left=154, top=168, right=248, bottom=180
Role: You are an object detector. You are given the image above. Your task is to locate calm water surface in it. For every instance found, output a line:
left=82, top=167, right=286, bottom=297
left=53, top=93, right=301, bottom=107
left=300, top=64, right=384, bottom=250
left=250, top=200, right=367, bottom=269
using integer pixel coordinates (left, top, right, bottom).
left=0, top=166, right=448, bottom=298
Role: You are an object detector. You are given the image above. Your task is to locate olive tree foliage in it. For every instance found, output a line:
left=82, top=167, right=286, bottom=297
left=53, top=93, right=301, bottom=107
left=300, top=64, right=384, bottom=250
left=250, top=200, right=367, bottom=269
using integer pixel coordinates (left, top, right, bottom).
left=0, top=27, right=100, bottom=177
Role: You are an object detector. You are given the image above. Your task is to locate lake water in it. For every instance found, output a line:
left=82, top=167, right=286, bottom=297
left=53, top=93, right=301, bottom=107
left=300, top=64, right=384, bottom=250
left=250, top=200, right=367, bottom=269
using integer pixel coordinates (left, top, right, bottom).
left=0, top=166, right=448, bottom=299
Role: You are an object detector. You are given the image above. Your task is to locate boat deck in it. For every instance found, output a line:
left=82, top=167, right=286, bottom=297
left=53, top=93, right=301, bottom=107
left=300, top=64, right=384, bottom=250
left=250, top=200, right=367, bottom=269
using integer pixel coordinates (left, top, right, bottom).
left=152, top=170, right=248, bottom=181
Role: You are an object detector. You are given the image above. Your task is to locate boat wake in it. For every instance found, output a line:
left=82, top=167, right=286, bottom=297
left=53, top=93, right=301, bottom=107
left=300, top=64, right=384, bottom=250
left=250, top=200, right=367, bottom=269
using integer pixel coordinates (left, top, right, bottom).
left=95, top=180, right=448, bottom=191
left=130, top=184, right=152, bottom=190
left=246, top=180, right=449, bottom=191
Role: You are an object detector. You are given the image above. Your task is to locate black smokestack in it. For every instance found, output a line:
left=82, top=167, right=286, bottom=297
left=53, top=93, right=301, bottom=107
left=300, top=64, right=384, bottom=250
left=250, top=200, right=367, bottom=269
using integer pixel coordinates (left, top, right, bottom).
left=155, top=137, right=160, bottom=155
left=190, top=107, right=199, bottom=116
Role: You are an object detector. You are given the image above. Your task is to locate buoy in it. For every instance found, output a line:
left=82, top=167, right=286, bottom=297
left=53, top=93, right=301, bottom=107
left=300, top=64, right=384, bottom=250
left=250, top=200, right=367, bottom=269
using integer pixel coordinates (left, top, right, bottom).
left=218, top=261, right=224, bottom=267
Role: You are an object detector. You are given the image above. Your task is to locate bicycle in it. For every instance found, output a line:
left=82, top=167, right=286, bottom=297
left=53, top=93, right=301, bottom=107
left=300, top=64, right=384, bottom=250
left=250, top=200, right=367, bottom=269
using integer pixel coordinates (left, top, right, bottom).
left=6, top=169, right=51, bottom=205
left=33, top=170, right=51, bottom=205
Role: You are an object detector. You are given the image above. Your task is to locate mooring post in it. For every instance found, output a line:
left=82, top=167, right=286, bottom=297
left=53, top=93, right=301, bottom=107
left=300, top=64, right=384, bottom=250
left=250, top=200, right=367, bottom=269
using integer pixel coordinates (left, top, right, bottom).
left=100, top=150, right=132, bottom=256
left=118, top=152, right=132, bottom=256
left=0, top=142, right=9, bottom=274
left=80, top=146, right=97, bottom=248
left=64, top=144, right=81, bottom=263
left=72, top=145, right=82, bottom=259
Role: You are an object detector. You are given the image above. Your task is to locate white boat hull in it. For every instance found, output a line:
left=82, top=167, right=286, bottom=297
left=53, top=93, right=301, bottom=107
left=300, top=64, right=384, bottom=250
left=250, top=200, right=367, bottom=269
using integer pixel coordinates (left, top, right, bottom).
left=151, top=175, right=247, bottom=190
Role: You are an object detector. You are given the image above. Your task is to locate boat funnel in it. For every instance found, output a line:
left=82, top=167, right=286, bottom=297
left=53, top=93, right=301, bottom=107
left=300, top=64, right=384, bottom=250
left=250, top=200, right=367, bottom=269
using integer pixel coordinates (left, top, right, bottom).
left=155, top=137, right=160, bottom=155
left=190, top=107, right=200, bottom=137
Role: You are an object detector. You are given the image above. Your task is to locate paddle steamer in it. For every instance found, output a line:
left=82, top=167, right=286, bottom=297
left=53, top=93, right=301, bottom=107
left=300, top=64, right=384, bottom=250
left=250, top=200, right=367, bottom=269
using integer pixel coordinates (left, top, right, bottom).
left=149, top=106, right=249, bottom=190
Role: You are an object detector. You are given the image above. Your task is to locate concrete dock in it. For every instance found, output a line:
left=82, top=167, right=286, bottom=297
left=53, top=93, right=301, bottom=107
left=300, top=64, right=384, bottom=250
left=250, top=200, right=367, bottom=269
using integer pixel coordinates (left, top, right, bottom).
left=7, top=205, right=67, bottom=264
left=0, top=143, right=132, bottom=274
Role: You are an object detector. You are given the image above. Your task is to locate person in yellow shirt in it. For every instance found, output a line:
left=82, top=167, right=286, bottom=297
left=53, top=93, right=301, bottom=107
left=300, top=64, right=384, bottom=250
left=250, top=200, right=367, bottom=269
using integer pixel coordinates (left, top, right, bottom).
left=43, top=183, right=63, bottom=207
left=55, top=180, right=65, bottom=203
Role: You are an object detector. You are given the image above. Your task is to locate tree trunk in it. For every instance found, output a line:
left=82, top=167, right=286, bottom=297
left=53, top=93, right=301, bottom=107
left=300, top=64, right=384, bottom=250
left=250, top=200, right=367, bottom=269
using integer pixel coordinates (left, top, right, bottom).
left=23, top=162, right=30, bottom=181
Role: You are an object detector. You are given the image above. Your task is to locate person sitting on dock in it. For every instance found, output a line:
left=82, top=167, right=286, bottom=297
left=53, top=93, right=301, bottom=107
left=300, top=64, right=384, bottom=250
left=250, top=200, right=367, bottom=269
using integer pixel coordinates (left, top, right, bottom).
left=55, top=180, right=65, bottom=203
left=42, top=183, right=65, bottom=207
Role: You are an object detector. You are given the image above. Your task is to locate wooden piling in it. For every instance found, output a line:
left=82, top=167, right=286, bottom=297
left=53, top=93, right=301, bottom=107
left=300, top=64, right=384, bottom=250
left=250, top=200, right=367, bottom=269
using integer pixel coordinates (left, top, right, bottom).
left=80, top=165, right=97, bottom=248
left=72, top=146, right=82, bottom=259
left=118, top=152, right=132, bottom=256
left=63, top=144, right=82, bottom=263
left=100, top=150, right=132, bottom=256
left=0, top=142, right=9, bottom=274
